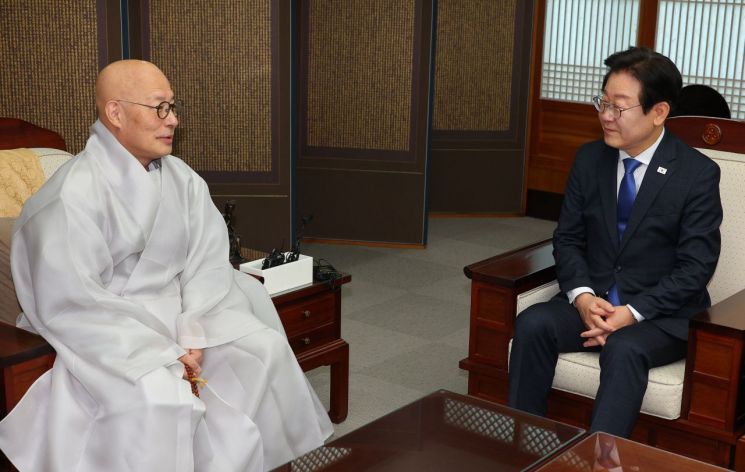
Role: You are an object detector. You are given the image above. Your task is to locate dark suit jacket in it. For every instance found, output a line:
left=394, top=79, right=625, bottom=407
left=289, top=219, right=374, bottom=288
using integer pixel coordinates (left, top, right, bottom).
left=553, top=129, right=723, bottom=340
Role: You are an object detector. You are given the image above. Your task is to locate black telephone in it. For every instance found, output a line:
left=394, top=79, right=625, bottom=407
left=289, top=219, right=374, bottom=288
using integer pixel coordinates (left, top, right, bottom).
left=261, top=215, right=313, bottom=269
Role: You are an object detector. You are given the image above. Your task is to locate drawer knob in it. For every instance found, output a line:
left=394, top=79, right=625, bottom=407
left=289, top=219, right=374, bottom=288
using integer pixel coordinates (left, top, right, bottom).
left=302, top=310, right=311, bottom=319
left=302, top=337, right=311, bottom=345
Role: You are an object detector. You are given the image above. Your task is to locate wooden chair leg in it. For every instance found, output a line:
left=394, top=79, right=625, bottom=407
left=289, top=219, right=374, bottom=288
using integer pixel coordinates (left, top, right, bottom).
left=328, top=342, right=349, bottom=423
left=735, top=434, right=745, bottom=472
left=297, top=339, right=350, bottom=424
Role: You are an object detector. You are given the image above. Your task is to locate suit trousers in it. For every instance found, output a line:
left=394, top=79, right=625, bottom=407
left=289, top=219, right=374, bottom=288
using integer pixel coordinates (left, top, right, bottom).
left=507, top=297, right=687, bottom=437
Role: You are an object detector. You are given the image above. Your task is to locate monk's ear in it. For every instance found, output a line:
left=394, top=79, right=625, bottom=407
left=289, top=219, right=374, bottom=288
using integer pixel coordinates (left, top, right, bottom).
left=104, top=100, right=125, bottom=129
left=653, top=101, right=670, bottom=126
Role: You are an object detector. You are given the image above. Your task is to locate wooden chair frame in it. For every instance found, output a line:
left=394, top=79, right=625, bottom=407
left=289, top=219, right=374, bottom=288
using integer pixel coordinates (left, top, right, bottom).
left=460, top=117, right=745, bottom=471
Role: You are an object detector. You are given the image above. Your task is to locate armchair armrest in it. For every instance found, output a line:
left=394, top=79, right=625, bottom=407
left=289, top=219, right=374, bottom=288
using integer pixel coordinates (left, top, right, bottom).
left=0, top=323, right=53, bottom=367
left=464, top=238, right=555, bottom=289
left=460, top=239, right=556, bottom=402
left=683, top=289, right=745, bottom=434
left=0, top=322, right=55, bottom=417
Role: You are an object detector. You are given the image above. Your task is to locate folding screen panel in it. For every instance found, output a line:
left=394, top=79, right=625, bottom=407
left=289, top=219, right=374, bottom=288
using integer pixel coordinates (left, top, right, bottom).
left=0, top=0, right=122, bottom=153
left=132, top=0, right=292, bottom=252
left=296, top=0, right=435, bottom=245
left=429, top=0, right=534, bottom=213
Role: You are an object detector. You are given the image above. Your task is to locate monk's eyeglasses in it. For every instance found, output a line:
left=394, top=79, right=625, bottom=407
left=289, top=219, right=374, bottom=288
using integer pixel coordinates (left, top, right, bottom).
left=115, top=99, right=182, bottom=119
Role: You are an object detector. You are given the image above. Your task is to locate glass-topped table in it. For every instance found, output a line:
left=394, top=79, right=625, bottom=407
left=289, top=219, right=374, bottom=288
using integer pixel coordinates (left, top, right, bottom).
left=273, top=390, right=585, bottom=471
left=534, top=432, right=730, bottom=471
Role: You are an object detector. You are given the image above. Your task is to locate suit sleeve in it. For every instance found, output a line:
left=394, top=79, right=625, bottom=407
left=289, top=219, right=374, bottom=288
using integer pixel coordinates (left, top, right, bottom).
left=628, top=159, right=722, bottom=319
left=553, top=149, right=594, bottom=294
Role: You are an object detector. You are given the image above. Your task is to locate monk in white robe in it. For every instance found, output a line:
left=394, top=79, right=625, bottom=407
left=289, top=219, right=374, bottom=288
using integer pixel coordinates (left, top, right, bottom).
left=0, top=60, right=332, bottom=471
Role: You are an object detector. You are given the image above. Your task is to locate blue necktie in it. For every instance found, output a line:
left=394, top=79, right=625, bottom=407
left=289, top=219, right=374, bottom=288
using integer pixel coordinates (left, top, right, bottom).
left=608, top=158, right=642, bottom=305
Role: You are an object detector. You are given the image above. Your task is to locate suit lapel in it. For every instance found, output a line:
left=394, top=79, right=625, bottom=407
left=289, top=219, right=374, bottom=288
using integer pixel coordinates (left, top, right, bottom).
left=598, top=145, right=620, bottom=247
left=620, top=131, right=676, bottom=251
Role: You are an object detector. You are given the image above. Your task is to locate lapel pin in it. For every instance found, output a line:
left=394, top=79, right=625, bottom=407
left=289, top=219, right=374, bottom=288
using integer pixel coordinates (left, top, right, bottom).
left=657, top=166, right=667, bottom=175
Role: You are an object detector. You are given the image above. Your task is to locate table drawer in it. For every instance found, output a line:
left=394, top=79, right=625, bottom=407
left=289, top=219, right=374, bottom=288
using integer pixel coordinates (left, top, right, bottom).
left=288, top=323, right=337, bottom=355
left=278, top=292, right=336, bottom=337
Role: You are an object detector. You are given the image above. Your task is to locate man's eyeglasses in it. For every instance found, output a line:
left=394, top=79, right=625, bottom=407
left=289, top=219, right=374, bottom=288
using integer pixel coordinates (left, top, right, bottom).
left=592, top=96, right=642, bottom=119
left=115, top=99, right=182, bottom=119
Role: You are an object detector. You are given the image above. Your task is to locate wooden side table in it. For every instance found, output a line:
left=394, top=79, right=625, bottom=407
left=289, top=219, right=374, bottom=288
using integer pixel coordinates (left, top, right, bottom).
left=271, top=276, right=351, bottom=423
left=238, top=246, right=350, bottom=423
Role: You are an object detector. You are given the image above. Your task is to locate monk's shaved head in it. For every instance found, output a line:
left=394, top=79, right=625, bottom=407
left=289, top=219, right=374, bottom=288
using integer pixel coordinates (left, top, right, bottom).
left=96, top=60, right=169, bottom=119
left=94, top=60, right=178, bottom=167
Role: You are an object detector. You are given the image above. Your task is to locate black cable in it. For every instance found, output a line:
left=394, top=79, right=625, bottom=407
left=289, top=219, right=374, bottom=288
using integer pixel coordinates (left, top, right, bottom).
left=313, top=258, right=342, bottom=287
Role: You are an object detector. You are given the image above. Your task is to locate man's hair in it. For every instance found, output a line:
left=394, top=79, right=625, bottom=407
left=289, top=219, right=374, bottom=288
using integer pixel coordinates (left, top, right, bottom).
left=601, top=47, right=682, bottom=113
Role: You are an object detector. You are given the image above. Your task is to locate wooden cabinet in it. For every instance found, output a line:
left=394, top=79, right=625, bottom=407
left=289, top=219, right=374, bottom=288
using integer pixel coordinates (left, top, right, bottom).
left=272, top=275, right=351, bottom=423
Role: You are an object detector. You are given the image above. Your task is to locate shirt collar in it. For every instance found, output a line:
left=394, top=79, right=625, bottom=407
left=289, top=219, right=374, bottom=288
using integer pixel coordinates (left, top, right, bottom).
left=147, top=159, right=162, bottom=172
left=618, top=128, right=665, bottom=167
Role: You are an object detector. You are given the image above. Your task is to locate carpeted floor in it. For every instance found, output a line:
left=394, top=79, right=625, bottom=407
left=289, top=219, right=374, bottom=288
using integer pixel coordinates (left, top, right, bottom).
left=302, top=216, right=556, bottom=439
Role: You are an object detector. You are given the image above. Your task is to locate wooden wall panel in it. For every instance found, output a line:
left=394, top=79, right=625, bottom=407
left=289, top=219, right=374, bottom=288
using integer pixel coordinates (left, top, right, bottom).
left=135, top=0, right=292, bottom=252
left=296, top=0, right=434, bottom=245
left=0, top=0, right=121, bottom=153
left=303, top=0, right=415, bottom=156
left=432, top=0, right=516, bottom=134
left=527, top=100, right=601, bottom=194
left=429, top=0, right=533, bottom=214
left=145, top=0, right=276, bottom=180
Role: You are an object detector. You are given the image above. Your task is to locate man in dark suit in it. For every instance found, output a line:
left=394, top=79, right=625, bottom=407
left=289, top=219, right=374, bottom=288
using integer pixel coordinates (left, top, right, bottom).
left=507, top=47, right=722, bottom=437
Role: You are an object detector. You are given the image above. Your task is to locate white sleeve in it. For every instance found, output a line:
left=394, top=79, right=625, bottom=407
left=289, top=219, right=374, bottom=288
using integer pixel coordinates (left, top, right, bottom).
left=12, top=199, right=186, bottom=383
left=567, top=287, right=595, bottom=305
left=177, top=175, right=267, bottom=348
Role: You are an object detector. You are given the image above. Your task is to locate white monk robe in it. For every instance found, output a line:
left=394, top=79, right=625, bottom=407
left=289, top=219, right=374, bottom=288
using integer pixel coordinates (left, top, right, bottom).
left=0, top=120, right=333, bottom=472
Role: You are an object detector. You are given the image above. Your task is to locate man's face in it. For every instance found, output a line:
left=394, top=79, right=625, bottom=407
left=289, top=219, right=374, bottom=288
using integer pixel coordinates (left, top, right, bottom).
left=599, top=71, right=664, bottom=157
left=116, top=72, right=178, bottom=164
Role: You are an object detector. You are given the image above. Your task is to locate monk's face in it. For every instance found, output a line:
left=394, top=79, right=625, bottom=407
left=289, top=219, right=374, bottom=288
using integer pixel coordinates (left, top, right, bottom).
left=115, top=69, right=178, bottom=163
left=98, top=61, right=179, bottom=166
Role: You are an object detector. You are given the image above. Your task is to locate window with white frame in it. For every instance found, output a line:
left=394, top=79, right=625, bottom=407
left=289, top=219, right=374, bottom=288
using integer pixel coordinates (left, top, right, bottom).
left=655, top=0, right=745, bottom=119
left=540, top=0, right=745, bottom=118
left=540, top=0, right=640, bottom=103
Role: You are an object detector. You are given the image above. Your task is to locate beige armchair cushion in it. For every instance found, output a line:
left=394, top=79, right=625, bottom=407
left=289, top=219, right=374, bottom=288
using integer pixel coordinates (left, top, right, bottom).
left=0, top=149, right=45, bottom=217
left=0, top=148, right=72, bottom=327
left=514, top=279, right=685, bottom=421
left=698, top=148, right=745, bottom=305
left=0, top=217, right=20, bottom=326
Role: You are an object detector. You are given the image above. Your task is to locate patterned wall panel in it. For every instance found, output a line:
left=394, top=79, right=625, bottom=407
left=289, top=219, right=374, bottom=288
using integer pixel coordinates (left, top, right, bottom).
left=149, top=0, right=274, bottom=178
left=0, top=0, right=99, bottom=153
left=302, top=0, right=417, bottom=159
left=433, top=0, right=517, bottom=133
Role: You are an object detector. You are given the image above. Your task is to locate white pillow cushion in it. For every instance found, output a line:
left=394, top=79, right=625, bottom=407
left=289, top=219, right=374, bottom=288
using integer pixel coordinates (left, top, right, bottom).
left=31, top=147, right=73, bottom=180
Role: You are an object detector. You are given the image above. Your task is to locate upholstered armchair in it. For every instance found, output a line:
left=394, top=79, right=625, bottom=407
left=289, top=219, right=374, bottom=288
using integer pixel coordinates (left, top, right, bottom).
left=460, top=116, right=745, bottom=471
left=0, top=119, right=70, bottom=421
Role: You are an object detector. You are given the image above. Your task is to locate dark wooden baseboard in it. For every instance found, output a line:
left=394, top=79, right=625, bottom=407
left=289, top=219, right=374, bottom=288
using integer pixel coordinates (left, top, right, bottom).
left=302, top=238, right=426, bottom=249
left=526, top=189, right=562, bottom=221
